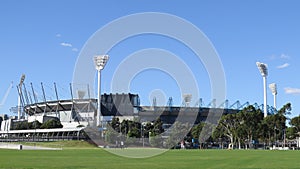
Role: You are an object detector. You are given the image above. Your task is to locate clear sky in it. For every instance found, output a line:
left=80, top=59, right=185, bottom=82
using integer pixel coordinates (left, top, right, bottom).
left=1, top=0, right=300, bottom=119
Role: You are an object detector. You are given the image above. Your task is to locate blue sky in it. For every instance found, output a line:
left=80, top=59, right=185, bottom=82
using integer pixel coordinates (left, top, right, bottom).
left=1, top=0, right=300, bottom=118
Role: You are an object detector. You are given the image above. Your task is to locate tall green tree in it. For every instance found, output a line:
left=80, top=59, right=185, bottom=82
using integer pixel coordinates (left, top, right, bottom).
left=214, top=113, right=240, bottom=147
left=289, top=115, right=300, bottom=139
left=110, top=117, right=121, bottom=132
left=275, top=103, right=291, bottom=142
left=290, top=115, right=300, bottom=132
left=152, top=118, right=164, bottom=136
left=259, top=103, right=291, bottom=146
left=259, top=117, right=273, bottom=146
left=239, top=105, right=263, bottom=148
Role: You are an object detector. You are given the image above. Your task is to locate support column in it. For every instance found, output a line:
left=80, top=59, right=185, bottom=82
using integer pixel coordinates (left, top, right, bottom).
left=97, top=69, right=101, bottom=127
left=263, top=76, right=267, bottom=118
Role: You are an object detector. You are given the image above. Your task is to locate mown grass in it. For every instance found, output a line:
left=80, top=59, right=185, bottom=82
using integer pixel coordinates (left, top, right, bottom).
left=0, top=143, right=300, bottom=169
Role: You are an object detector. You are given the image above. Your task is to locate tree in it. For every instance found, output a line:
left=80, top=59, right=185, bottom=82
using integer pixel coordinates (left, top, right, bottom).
left=289, top=115, right=300, bottom=138
left=214, top=113, right=240, bottom=148
left=40, top=118, right=63, bottom=129
left=29, top=120, right=42, bottom=129
left=143, top=122, right=154, bottom=138
left=127, top=127, right=140, bottom=138
left=213, top=105, right=263, bottom=149
left=151, top=118, right=164, bottom=136
left=149, top=132, right=163, bottom=147
left=259, top=103, right=291, bottom=147
left=105, top=125, right=119, bottom=144
left=14, top=120, right=42, bottom=130
left=110, top=117, right=121, bottom=132
left=259, top=117, right=273, bottom=146
left=274, top=103, right=291, bottom=143
left=239, top=105, right=263, bottom=148
left=14, top=121, right=28, bottom=130
left=120, top=119, right=129, bottom=136
left=212, top=121, right=227, bottom=146
left=290, top=115, right=300, bottom=133
left=190, top=122, right=205, bottom=139
left=286, top=126, right=297, bottom=140
left=164, top=121, right=190, bottom=148
left=278, top=103, right=291, bottom=116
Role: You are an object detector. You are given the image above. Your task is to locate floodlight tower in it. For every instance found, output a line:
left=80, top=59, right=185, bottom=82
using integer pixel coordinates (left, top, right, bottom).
left=269, top=83, right=277, bottom=109
left=256, top=62, right=268, bottom=118
left=94, top=55, right=109, bottom=127
left=183, top=94, right=192, bottom=107
left=18, top=74, right=25, bottom=120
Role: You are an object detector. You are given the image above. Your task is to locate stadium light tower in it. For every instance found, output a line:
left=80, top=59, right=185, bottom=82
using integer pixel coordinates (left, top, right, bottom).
left=183, top=94, right=192, bottom=107
left=256, top=62, right=268, bottom=118
left=18, top=74, right=25, bottom=120
left=94, top=55, right=109, bottom=127
left=269, top=83, right=277, bottom=109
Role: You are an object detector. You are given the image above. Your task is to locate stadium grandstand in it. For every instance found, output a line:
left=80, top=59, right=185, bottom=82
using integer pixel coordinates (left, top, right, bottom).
left=0, top=82, right=277, bottom=143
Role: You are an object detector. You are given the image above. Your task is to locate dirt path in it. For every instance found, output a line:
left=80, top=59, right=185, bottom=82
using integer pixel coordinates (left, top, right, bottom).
left=0, top=142, right=62, bottom=150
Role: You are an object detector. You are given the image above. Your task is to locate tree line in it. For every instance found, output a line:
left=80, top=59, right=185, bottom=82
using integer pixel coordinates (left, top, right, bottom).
left=106, top=103, right=300, bottom=149
left=212, top=103, right=292, bottom=149
left=13, top=118, right=63, bottom=130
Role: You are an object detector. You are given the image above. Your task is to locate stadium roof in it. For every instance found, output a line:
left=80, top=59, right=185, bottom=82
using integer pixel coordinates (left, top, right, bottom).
left=24, top=99, right=97, bottom=115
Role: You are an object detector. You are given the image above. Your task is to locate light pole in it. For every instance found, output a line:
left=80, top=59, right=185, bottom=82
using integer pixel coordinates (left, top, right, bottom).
left=269, top=83, right=277, bottom=109
left=18, top=74, right=25, bottom=120
left=94, top=55, right=109, bottom=128
left=256, top=62, right=268, bottom=118
left=141, top=122, right=146, bottom=147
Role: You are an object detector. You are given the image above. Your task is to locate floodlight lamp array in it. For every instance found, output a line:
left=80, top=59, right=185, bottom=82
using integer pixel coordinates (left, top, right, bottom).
left=94, top=55, right=109, bottom=71
left=256, top=62, right=268, bottom=77
left=269, top=83, right=277, bottom=95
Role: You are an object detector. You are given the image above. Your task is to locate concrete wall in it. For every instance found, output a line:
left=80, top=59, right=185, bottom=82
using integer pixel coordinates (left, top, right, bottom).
left=0, top=119, right=12, bottom=131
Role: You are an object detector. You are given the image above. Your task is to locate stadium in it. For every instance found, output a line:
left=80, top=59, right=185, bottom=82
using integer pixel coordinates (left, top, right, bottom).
left=0, top=80, right=277, bottom=145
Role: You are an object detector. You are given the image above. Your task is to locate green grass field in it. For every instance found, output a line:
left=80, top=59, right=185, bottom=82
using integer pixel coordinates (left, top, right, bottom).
left=0, top=141, right=300, bottom=169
